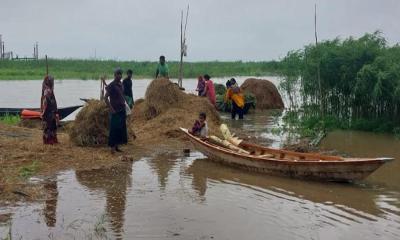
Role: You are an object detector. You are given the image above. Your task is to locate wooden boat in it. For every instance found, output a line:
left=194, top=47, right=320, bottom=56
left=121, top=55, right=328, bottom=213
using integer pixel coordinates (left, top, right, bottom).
left=180, top=128, right=394, bottom=182
left=0, top=105, right=82, bottom=120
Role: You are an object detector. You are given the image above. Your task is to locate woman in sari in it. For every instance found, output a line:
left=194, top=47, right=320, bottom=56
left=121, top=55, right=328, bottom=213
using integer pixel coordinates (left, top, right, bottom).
left=41, top=75, right=58, bottom=144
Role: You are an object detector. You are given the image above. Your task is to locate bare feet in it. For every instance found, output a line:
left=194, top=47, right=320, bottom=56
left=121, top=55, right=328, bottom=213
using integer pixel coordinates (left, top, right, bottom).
left=115, top=146, right=123, bottom=152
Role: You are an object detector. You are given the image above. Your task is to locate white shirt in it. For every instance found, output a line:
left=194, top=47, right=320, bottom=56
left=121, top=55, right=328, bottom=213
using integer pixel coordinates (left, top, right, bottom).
left=200, top=121, right=208, bottom=137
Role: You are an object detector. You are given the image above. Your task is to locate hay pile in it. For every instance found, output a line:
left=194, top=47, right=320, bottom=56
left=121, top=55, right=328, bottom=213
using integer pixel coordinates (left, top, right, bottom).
left=131, top=78, right=221, bottom=142
left=240, top=78, right=284, bottom=109
left=68, top=100, right=109, bottom=146
left=68, top=78, right=221, bottom=146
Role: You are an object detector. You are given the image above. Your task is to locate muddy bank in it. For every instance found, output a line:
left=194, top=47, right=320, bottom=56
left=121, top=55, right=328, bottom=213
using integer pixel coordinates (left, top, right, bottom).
left=0, top=122, right=188, bottom=204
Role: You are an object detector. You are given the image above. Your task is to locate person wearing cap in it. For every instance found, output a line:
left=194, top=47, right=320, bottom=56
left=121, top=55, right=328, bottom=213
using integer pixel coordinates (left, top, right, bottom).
left=225, top=78, right=245, bottom=119
left=123, top=69, right=134, bottom=109
left=155, top=55, right=169, bottom=78
left=104, top=68, right=128, bottom=153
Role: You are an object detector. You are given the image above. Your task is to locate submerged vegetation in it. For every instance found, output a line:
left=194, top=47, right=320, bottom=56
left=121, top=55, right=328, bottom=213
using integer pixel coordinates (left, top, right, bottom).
left=0, top=59, right=280, bottom=80
left=279, top=31, right=400, bottom=134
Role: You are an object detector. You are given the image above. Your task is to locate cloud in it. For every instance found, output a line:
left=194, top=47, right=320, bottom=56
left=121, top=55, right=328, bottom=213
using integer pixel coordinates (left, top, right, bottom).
left=1, top=0, right=399, bottom=60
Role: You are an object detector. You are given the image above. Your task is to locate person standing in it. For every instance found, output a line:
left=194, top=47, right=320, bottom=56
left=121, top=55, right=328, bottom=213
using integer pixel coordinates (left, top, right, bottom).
left=203, top=74, right=216, bottom=106
left=196, top=75, right=206, bottom=96
left=122, top=69, right=134, bottom=109
left=104, top=68, right=128, bottom=153
left=155, top=55, right=169, bottom=78
left=225, top=78, right=245, bottom=119
left=41, top=75, right=59, bottom=144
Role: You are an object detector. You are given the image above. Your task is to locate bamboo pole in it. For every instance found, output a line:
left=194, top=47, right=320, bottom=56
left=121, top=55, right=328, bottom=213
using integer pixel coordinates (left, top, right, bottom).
left=178, top=10, right=183, bottom=88
left=45, top=55, right=49, bottom=76
left=178, top=5, right=189, bottom=88
left=315, top=4, right=323, bottom=116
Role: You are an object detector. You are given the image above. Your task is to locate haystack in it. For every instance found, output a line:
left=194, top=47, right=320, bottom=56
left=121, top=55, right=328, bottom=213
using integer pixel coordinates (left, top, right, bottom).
left=131, top=78, right=221, bottom=142
left=68, top=78, right=221, bottom=146
left=240, top=78, right=284, bottom=109
left=68, top=100, right=109, bottom=146
left=144, top=78, right=185, bottom=119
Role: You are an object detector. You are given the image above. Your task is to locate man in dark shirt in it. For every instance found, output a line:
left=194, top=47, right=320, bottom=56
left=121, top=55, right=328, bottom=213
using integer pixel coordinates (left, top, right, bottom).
left=122, top=69, right=133, bottom=108
left=104, top=68, right=128, bottom=153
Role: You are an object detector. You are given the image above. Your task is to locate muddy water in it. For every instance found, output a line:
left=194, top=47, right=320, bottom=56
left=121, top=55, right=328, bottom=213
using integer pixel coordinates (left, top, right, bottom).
left=0, top=76, right=280, bottom=121
left=0, top=76, right=279, bottom=104
left=1, top=78, right=400, bottom=239
left=0, top=133, right=399, bottom=239
left=321, top=130, right=400, bottom=190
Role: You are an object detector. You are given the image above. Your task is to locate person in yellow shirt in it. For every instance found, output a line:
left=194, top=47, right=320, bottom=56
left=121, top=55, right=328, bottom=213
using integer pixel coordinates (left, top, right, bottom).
left=225, top=78, right=245, bottom=119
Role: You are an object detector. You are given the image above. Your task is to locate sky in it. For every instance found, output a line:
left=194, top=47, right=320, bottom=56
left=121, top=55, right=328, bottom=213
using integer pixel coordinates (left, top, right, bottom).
left=1, top=0, right=399, bottom=61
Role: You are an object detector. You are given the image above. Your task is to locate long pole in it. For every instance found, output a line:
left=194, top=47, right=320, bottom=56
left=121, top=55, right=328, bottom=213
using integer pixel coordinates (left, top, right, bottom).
left=315, top=4, right=323, bottom=116
left=45, top=55, right=49, bottom=75
left=178, top=10, right=184, bottom=88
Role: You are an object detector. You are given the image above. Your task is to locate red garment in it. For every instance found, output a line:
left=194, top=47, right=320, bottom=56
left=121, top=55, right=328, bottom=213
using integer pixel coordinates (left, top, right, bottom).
left=41, top=76, right=58, bottom=144
left=205, top=80, right=216, bottom=105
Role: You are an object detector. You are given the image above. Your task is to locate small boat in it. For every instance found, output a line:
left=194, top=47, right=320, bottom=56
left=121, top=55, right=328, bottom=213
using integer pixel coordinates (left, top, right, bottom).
left=180, top=128, right=394, bottom=182
left=0, top=105, right=83, bottom=120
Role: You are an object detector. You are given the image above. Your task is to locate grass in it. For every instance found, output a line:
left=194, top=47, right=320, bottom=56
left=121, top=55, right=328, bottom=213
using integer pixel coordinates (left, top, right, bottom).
left=93, top=214, right=107, bottom=238
left=0, top=59, right=280, bottom=80
left=0, top=115, right=20, bottom=125
left=19, top=161, right=39, bottom=179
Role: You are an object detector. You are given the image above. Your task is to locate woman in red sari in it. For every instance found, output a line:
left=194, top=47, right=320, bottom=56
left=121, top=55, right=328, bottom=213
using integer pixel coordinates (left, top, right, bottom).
left=41, top=75, right=58, bottom=144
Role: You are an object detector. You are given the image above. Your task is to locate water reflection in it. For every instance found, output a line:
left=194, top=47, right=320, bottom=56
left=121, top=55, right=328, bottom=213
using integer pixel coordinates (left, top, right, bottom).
left=147, top=152, right=179, bottom=190
left=43, top=178, right=58, bottom=227
left=186, top=158, right=397, bottom=218
left=221, top=110, right=285, bottom=147
left=1, top=151, right=399, bottom=239
left=321, top=130, right=400, bottom=189
left=75, top=162, right=133, bottom=238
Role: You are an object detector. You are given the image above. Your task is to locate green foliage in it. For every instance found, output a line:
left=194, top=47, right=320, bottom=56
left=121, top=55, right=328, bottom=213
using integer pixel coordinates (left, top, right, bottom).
left=215, top=92, right=255, bottom=112
left=0, top=114, right=20, bottom=125
left=0, top=59, right=280, bottom=80
left=19, top=161, right=39, bottom=179
left=279, top=31, right=400, bottom=133
left=394, top=127, right=400, bottom=139
left=244, top=93, right=256, bottom=103
left=214, top=83, right=226, bottom=96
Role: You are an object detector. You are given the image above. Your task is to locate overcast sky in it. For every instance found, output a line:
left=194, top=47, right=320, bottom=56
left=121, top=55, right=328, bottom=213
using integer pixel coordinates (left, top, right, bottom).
left=1, top=0, right=399, bottom=61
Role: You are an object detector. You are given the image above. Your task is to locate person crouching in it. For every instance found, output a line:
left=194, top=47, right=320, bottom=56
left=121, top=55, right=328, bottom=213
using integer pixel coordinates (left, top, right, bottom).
left=189, top=112, right=208, bottom=138
left=104, top=68, right=128, bottom=153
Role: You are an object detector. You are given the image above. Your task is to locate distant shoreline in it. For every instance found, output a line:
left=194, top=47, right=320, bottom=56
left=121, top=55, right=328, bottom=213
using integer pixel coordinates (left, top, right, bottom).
left=0, top=59, right=280, bottom=80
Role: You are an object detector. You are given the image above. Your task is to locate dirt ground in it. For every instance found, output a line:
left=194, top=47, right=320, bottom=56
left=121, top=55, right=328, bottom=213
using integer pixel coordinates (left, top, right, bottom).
left=0, top=122, right=188, bottom=205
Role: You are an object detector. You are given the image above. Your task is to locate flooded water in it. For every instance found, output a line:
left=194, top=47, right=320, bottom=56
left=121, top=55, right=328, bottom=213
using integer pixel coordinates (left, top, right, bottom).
left=0, top=76, right=280, bottom=121
left=1, top=149, right=399, bottom=239
left=0, top=76, right=280, bottom=118
left=1, top=78, right=400, bottom=239
left=321, top=130, right=400, bottom=190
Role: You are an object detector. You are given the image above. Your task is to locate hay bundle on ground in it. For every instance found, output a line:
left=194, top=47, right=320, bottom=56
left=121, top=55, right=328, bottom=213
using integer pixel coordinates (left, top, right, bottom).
left=131, top=78, right=221, bottom=142
left=240, top=78, right=284, bottom=109
left=19, top=119, right=42, bottom=129
left=144, top=78, right=186, bottom=119
left=69, top=100, right=109, bottom=146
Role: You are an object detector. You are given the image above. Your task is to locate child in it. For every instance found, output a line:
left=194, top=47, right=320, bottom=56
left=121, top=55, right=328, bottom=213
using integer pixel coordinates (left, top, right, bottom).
left=189, top=112, right=208, bottom=138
